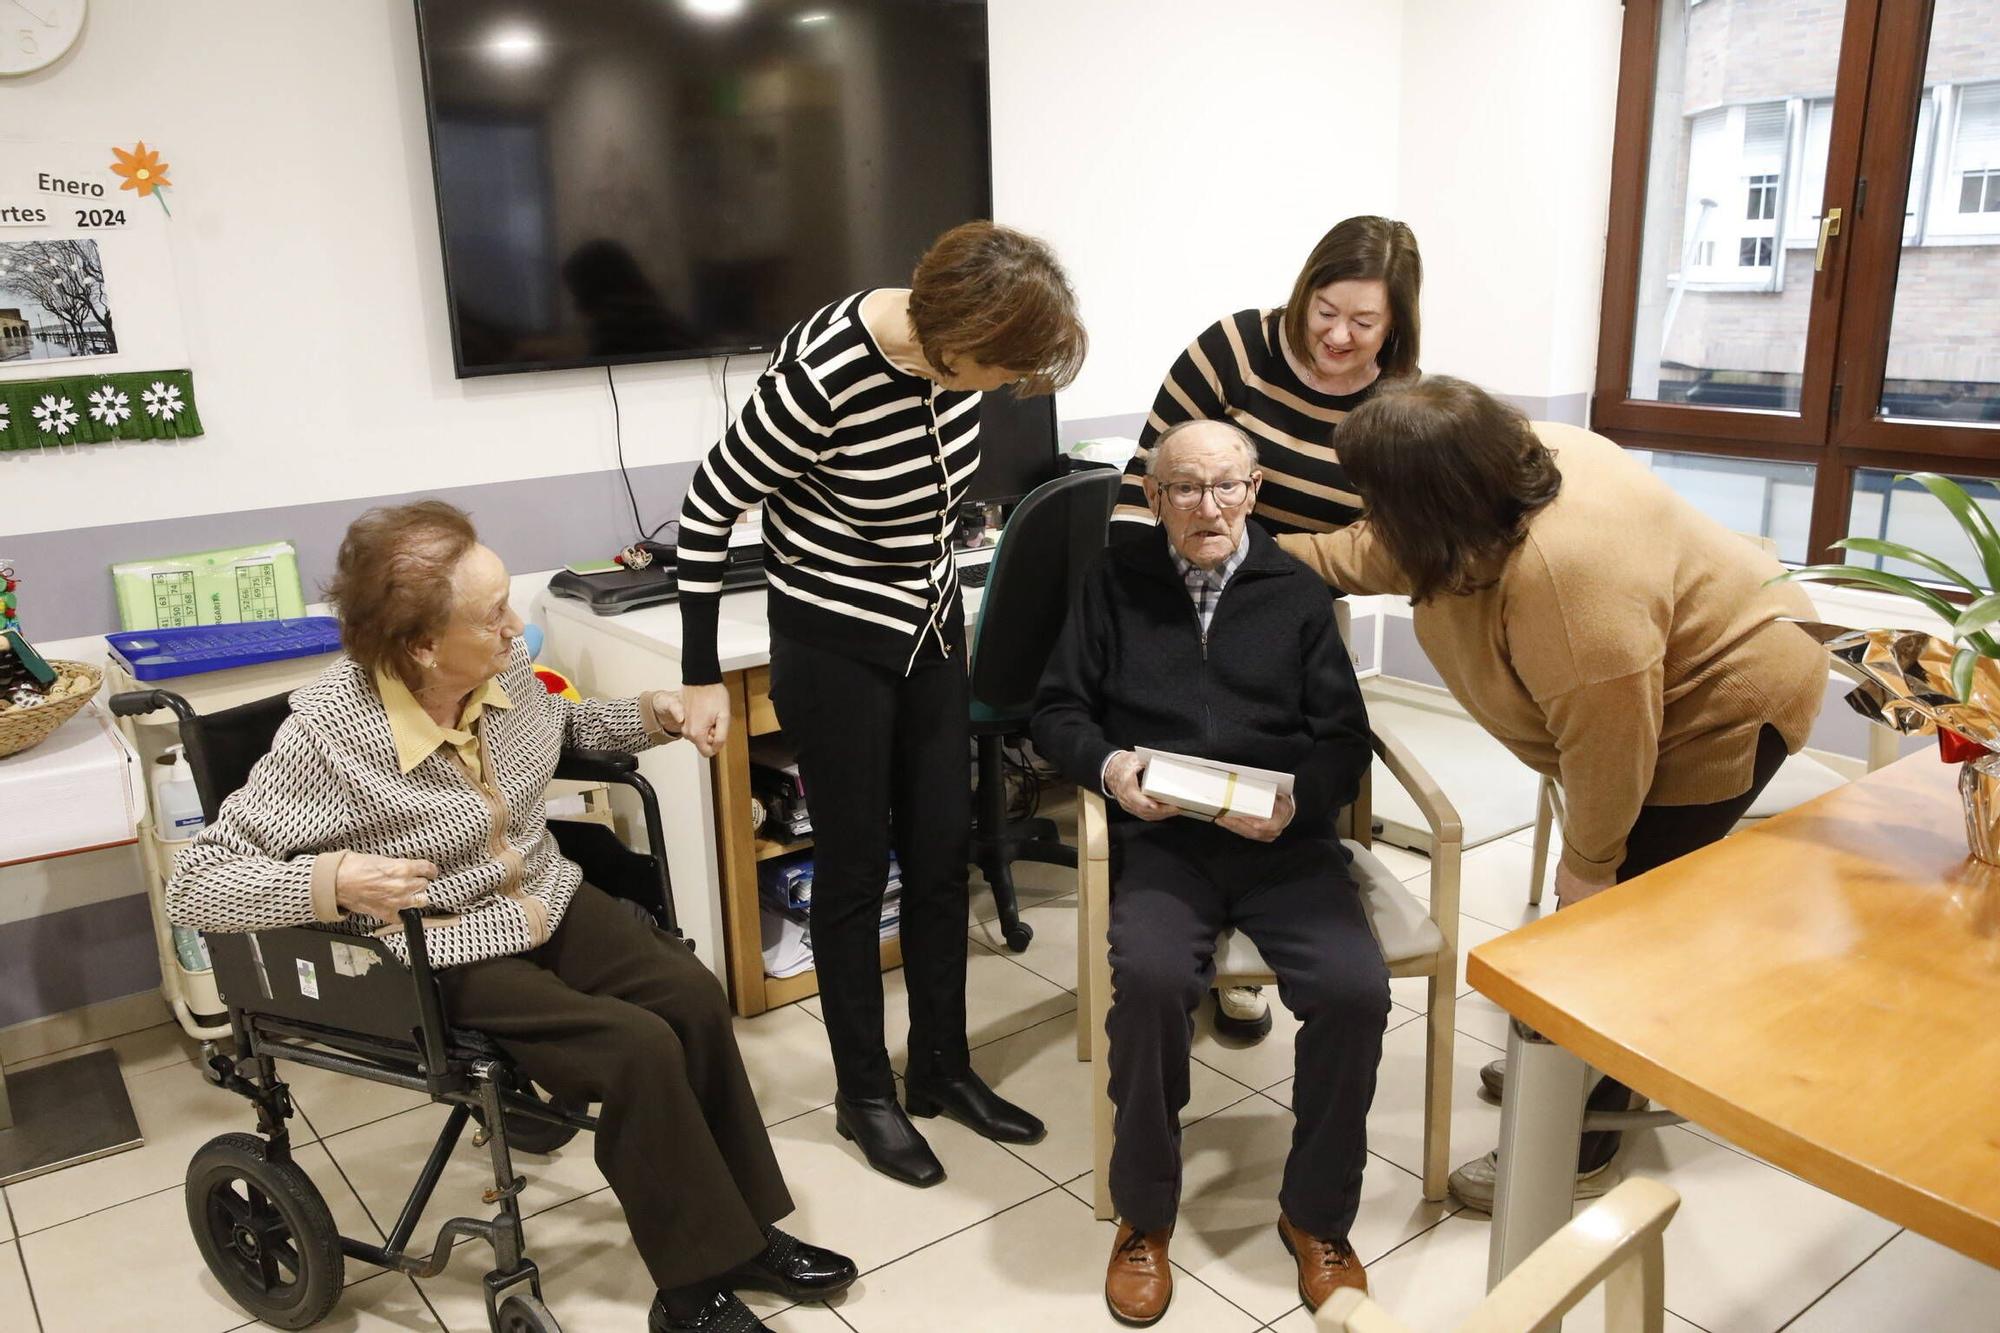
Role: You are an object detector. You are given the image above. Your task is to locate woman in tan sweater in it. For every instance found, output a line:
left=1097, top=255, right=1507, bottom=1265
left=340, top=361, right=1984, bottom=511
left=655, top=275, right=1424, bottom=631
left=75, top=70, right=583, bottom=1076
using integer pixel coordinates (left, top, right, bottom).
left=1277, top=376, right=1826, bottom=1202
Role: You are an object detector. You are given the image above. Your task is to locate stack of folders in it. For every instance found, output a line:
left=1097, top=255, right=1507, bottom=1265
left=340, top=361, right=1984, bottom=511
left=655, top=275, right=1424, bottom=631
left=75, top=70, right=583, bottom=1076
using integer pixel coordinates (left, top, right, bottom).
left=758, top=854, right=903, bottom=980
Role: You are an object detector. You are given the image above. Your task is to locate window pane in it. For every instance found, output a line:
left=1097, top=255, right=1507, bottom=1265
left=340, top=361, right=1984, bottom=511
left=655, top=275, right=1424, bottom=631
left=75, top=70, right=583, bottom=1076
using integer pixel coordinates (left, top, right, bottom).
left=1847, top=469, right=2000, bottom=589
left=1627, top=1, right=1845, bottom=413
left=1627, top=449, right=1815, bottom=562
left=1880, top=4, right=2000, bottom=426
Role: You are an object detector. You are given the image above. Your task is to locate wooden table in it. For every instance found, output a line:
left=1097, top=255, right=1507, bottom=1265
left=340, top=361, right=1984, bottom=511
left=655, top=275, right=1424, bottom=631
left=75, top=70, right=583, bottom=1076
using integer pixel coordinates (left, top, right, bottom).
left=1469, top=751, right=2000, bottom=1295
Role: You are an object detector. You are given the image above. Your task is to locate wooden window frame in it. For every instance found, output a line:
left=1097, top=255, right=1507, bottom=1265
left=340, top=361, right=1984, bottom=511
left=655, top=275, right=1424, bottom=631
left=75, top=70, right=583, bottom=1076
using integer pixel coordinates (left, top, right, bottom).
left=1591, top=0, right=2000, bottom=567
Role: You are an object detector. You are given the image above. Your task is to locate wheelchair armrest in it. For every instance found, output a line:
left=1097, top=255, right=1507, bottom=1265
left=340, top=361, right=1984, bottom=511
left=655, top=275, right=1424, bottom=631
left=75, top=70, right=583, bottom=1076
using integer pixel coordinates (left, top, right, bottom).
left=551, top=748, right=679, bottom=937
left=555, top=747, right=639, bottom=783
left=110, top=688, right=194, bottom=722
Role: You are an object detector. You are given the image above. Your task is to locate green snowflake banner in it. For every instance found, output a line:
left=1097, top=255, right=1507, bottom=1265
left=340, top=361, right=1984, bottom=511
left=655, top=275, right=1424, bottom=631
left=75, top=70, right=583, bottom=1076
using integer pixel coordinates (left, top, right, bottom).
left=0, top=369, right=202, bottom=451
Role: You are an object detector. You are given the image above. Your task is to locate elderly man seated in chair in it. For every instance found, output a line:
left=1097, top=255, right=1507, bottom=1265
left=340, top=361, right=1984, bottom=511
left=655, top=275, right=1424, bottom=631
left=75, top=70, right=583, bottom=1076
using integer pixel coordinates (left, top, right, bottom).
left=1033, top=419, right=1389, bottom=1325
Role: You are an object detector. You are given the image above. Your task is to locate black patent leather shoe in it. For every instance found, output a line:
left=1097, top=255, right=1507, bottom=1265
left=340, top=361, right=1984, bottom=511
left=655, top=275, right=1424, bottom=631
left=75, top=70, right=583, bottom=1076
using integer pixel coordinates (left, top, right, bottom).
left=647, top=1288, right=772, bottom=1332
left=904, top=1069, right=1046, bottom=1144
left=834, top=1092, right=945, bottom=1187
left=718, top=1225, right=859, bottom=1302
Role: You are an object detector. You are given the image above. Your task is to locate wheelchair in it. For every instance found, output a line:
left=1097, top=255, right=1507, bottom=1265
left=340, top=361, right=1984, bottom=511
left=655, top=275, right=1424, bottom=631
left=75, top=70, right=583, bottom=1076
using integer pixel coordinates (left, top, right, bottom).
left=111, top=685, right=691, bottom=1333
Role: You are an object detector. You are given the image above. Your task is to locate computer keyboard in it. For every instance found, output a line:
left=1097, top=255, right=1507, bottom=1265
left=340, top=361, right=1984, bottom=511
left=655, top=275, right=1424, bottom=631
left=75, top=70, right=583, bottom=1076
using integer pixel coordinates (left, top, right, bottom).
left=959, top=560, right=992, bottom=588
left=108, top=617, right=344, bottom=680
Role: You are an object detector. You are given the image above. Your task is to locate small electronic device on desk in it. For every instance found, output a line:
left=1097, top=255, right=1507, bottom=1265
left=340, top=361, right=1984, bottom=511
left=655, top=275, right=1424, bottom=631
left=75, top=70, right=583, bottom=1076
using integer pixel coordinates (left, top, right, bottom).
left=548, top=541, right=767, bottom=615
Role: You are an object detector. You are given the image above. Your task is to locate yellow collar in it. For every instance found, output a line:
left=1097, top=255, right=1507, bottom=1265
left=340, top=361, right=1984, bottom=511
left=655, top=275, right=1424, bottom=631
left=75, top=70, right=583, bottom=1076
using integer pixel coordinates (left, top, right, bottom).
left=375, top=668, right=512, bottom=775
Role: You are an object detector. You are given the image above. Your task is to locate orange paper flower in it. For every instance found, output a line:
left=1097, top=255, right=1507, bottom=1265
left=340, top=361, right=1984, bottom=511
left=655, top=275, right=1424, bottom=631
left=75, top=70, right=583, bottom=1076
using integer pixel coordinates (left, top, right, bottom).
left=109, top=142, right=171, bottom=197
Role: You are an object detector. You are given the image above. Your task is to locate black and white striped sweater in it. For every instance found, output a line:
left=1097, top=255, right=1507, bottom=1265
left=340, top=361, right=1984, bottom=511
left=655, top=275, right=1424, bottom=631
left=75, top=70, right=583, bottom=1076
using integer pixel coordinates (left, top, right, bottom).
left=676, top=291, right=978, bottom=682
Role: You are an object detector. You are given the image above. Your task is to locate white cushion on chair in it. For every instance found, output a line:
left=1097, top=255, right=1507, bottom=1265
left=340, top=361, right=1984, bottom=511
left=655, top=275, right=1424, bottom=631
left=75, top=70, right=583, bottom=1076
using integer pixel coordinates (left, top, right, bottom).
left=1212, top=839, right=1444, bottom=978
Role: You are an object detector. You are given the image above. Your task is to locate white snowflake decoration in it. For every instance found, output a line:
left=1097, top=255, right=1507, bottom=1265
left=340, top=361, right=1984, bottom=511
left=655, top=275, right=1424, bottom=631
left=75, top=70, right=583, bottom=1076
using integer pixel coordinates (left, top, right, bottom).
left=88, top=384, right=132, bottom=426
left=31, top=394, right=79, bottom=436
left=142, top=381, right=185, bottom=421
left=0, top=402, right=9, bottom=435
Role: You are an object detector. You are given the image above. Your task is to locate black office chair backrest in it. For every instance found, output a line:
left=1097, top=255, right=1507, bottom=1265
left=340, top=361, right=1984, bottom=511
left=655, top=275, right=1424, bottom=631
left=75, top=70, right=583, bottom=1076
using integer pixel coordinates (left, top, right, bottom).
left=968, top=467, right=1121, bottom=719
left=181, top=692, right=296, bottom=824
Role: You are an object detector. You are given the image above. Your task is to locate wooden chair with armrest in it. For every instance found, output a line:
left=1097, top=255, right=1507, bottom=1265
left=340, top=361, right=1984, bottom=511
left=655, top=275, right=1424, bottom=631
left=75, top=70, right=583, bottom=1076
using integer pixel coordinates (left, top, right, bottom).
left=1075, top=722, right=1465, bottom=1205
left=1317, top=1177, right=1682, bottom=1332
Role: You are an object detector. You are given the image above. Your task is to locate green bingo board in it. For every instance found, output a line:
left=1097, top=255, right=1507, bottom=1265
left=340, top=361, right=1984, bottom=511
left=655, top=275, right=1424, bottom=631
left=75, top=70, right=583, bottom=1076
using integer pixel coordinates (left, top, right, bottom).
left=112, top=541, right=307, bottom=631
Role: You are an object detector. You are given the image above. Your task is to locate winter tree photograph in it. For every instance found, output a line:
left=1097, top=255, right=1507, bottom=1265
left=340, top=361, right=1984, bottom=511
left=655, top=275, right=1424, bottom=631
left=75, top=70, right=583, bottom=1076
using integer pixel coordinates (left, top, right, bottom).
left=0, top=239, right=118, bottom=363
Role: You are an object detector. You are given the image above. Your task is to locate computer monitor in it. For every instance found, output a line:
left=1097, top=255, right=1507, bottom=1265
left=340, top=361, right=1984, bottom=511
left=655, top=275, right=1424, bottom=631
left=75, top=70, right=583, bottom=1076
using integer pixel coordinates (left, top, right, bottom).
left=967, top=391, right=1061, bottom=507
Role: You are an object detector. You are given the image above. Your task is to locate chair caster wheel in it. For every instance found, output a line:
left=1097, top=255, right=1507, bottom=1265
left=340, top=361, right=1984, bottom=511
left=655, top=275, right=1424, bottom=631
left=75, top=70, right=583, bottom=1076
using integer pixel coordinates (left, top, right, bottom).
left=494, top=1292, right=562, bottom=1332
left=188, top=1133, right=344, bottom=1330
left=1002, top=921, right=1033, bottom=952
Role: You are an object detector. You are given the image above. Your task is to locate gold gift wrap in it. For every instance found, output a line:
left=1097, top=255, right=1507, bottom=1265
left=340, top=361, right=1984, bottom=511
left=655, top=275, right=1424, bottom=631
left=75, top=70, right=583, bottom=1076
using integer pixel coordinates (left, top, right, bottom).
left=1789, top=620, right=2000, bottom=865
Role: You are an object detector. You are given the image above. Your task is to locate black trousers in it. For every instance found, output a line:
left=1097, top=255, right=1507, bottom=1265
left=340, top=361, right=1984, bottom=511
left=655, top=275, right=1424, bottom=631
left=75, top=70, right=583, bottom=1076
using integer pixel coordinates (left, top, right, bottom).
left=439, top=883, right=794, bottom=1291
left=1616, top=725, right=1792, bottom=883
left=768, top=623, right=972, bottom=1099
left=1106, top=820, right=1390, bottom=1237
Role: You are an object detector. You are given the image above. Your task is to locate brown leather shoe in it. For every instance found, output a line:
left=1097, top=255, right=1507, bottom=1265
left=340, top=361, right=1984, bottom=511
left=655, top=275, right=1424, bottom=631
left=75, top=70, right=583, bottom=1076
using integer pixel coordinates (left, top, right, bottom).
left=1277, top=1213, right=1367, bottom=1309
left=1104, top=1224, right=1173, bottom=1326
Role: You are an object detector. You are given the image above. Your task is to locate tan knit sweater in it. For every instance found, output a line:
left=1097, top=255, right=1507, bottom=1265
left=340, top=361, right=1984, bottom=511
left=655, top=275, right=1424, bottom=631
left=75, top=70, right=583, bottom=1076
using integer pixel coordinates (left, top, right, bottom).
left=1279, top=422, right=1825, bottom=879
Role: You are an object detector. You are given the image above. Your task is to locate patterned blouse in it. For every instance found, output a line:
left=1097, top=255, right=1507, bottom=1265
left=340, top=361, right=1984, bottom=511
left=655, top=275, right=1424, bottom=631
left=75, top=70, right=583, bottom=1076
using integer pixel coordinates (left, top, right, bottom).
left=168, top=640, right=677, bottom=970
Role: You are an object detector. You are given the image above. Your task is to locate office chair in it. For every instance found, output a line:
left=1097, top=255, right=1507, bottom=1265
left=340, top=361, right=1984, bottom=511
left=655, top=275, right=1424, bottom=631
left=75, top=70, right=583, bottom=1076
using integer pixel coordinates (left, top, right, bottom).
left=967, top=467, right=1121, bottom=951
left=111, top=686, right=684, bottom=1333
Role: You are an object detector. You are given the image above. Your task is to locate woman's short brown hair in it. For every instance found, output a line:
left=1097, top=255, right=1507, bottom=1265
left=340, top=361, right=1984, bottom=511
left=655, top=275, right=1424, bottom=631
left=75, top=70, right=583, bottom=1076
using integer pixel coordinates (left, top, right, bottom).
left=1336, top=376, right=1561, bottom=603
left=907, top=220, right=1087, bottom=396
left=1282, top=216, right=1423, bottom=381
left=326, top=500, right=480, bottom=688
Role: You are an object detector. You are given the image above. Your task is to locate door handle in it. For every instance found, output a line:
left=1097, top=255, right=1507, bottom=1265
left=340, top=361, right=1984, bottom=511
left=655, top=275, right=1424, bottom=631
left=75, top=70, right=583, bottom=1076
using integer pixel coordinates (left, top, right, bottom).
left=1815, top=207, right=1844, bottom=272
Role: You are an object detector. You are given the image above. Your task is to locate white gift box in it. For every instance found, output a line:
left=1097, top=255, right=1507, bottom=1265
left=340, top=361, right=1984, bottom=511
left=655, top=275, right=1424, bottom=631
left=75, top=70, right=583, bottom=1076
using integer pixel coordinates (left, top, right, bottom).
left=1137, top=748, right=1294, bottom=822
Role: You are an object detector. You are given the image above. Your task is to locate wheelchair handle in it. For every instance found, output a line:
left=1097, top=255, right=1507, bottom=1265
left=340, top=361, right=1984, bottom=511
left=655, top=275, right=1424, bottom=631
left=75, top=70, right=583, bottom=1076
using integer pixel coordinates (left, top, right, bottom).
left=109, top=688, right=195, bottom=722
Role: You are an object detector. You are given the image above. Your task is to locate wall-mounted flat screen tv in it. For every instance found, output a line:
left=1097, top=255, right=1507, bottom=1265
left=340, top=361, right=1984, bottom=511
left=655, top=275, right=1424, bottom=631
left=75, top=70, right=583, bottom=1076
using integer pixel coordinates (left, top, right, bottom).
left=413, top=0, right=993, bottom=377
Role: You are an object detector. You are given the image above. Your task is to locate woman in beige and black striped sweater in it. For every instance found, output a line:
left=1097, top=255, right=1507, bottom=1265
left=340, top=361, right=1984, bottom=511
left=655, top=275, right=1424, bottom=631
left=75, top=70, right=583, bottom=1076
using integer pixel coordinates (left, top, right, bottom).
left=1112, top=214, right=1423, bottom=539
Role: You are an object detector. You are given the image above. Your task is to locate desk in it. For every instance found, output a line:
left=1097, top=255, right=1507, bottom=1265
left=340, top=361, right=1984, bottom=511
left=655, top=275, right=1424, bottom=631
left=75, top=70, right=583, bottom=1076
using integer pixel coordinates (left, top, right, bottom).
left=0, top=700, right=147, bottom=1184
left=1470, top=752, right=2000, bottom=1300
left=540, top=561, right=988, bottom=1013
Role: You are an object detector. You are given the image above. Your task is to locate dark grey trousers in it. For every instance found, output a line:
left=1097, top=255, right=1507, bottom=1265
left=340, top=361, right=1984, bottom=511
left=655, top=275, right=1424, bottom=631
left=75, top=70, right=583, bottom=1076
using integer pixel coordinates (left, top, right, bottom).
left=440, top=883, right=794, bottom=1290
left=1106, top=819, right=1390, bottom=1238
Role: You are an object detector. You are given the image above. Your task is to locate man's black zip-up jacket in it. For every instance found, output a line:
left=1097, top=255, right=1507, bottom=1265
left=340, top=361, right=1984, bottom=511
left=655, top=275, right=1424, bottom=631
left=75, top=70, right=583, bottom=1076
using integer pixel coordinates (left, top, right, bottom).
left=1032, top=523, right=1371, bottom=841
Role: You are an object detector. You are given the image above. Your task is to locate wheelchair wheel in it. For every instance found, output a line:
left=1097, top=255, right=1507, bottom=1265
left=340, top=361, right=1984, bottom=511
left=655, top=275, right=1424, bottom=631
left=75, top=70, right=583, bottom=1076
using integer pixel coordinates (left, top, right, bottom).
left=494, top=1292, right=562, bottom=1332
left=187, top=1133, right=344, bottom=1330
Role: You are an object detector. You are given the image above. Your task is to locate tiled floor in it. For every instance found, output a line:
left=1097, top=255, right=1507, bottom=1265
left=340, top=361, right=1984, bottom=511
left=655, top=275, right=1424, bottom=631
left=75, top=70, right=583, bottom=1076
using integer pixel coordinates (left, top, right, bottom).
left=4, top=835, right=1994, bottom=1331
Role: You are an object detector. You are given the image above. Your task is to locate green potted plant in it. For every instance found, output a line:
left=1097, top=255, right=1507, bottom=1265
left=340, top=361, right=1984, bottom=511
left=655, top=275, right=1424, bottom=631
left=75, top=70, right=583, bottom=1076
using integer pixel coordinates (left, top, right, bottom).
left=1773, top=471, right=2000, bottom=863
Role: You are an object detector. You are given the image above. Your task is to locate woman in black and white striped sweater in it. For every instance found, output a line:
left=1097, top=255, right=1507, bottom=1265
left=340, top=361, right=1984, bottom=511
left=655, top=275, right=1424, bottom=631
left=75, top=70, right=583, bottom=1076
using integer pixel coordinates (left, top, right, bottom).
left=676, top=221, right=1086, bottom=1188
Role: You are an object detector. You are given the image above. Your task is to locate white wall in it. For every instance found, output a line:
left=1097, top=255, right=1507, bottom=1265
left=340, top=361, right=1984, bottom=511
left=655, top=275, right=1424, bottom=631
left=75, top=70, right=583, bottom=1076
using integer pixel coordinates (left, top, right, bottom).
left=1398, top=0, right=1625, bottom=405
left=989, top=0, right=1408, bottom=422
left=6, top=0, right=766, bottom=542
left=9, top=0, right=1619, bottom=551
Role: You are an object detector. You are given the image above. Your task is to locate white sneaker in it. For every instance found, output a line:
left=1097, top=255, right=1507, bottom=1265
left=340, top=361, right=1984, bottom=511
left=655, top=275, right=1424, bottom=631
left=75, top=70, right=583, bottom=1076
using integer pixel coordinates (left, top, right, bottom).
left=1213, top=986, right=1272, bottom=1040
left=1446, top=1150, right=1618, bottom=1214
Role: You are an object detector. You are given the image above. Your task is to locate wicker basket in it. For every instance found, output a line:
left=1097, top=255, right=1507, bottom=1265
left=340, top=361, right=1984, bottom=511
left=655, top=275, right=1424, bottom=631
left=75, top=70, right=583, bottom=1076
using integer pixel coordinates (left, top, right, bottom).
left=0, top=660, right=103, bottom=760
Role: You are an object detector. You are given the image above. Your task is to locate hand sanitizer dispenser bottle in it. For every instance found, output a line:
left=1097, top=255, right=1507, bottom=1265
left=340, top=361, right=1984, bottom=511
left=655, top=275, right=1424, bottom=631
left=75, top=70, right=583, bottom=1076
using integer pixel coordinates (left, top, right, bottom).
left=152, top=746, right=212, bottom=972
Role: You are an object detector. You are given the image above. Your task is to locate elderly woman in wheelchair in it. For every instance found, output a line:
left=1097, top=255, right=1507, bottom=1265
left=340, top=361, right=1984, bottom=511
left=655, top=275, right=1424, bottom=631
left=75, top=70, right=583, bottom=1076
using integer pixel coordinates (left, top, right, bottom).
left=153, top=501, right=854, bottom=1333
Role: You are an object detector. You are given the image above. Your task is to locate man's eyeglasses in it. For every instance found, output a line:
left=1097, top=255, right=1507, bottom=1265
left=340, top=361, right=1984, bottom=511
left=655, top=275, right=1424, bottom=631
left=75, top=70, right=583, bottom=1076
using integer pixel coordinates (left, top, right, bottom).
left=1159, top=477, right=1256, bottom=511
